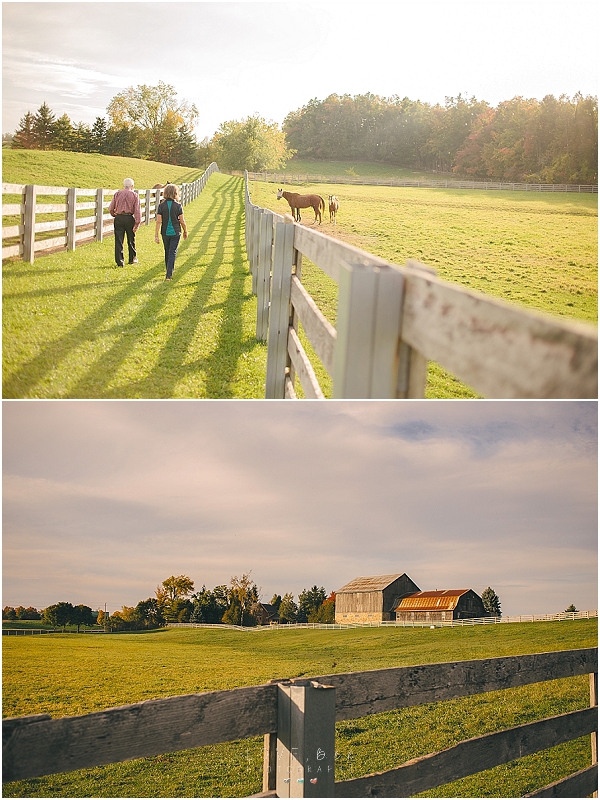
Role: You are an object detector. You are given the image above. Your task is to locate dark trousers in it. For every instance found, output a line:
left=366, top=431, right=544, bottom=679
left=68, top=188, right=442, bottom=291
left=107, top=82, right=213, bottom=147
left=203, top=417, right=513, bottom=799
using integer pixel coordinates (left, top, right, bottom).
left=114, top=214, right=136, bottom=266
left=161, top=233, right=181, bottom=278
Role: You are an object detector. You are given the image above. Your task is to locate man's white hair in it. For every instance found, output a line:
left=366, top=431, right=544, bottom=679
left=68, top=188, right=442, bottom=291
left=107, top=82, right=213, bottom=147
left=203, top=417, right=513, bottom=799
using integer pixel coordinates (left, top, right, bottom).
left=123, top=177, right=134, bottom=187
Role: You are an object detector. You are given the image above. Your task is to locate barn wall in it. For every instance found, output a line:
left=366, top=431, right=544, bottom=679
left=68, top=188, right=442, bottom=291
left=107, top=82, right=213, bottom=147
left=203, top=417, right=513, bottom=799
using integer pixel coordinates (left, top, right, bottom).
left=336, top=591, right=382, bottom=616
left=454, top=591, right=485, bottom=619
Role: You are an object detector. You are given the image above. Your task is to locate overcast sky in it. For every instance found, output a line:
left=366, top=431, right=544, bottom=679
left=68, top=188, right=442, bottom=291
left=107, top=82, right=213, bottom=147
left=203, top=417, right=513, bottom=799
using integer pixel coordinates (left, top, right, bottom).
left=2, top=1, right=598, bottom=140
left=3, top=400, right=597, bottom=617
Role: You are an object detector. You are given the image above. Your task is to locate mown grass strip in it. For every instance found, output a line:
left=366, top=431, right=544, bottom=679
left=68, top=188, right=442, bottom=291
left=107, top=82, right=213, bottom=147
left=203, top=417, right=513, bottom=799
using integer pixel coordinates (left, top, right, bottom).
left=3, top=173, right=267, bottom=398
left=2, top=621, right=596, bottom=797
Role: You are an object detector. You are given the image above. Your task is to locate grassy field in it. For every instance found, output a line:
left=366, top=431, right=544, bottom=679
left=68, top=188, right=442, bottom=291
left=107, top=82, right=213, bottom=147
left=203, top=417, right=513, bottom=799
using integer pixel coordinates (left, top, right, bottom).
left=251, top=177, right=598, bottom=398
left=278, top=157, right=448, bottom=181
left=3, top=172, right=268, bottom=398
left=2, top=150, right=207, bottom=189
left=3, top=152, right=597, bottom=398
left=2, top=620, right=596, bottom=797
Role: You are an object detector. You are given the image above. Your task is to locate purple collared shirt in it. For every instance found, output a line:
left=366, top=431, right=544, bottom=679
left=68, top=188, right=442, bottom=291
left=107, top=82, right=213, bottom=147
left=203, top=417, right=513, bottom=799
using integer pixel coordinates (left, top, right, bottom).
left=109, top=187, right=141, bottom=225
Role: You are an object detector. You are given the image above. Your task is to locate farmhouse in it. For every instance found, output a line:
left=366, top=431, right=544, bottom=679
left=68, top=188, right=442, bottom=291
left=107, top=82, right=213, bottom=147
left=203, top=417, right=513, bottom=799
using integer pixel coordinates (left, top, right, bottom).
left=254, top=603, right=280, bottom=626
left=393, top=589, right=486, bottom=623
left=335, top=573, right=420, bottom=623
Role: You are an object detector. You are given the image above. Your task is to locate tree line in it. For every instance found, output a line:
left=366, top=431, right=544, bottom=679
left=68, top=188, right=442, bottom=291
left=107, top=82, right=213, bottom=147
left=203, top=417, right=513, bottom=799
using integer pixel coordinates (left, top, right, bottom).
left=7, top=83, right=596, bottom=184
left=283, top=92, right=598, bottom=184
left=2, top=573, right=336, bottom=632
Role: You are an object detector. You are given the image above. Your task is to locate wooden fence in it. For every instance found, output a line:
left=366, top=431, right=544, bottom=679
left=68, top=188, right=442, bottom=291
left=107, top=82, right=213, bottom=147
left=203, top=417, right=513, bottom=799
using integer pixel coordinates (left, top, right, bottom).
left=244, top=173, right=598, bottom=399
left=242, top=171, right=599, bottom=193
left=2, top=648, right=597, bottom=797
left=1, top=162, right=219, bottom=263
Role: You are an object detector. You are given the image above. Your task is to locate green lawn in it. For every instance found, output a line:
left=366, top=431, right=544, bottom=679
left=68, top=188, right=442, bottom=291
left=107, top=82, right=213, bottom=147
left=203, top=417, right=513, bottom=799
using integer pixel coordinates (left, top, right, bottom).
left=2, top=621, right=596, bottom=797
left=3, top=173, right=267, bottom=398
left=252, top=179, right=598, bottom=398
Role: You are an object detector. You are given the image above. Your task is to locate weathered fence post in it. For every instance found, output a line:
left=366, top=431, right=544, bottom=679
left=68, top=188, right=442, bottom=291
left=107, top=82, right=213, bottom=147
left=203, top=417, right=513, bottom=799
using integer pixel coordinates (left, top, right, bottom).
left=144, top=189, right=151, bottom=225
left=591, top=671, right=598, bottom=797
left=95, top=188, right=104, bottom=241
left=332, top=258, right=405, bottom=398
left=66, top=187, right=77, bottom=251
left=256, top=211, right=273, bottom=342
left=395, top=260, right=437, bottom=398
left=265, top=218, right=295, bottom=398
left=22, top=184, right=36, bottom=263
left=276, top=680, right=335, bottom=798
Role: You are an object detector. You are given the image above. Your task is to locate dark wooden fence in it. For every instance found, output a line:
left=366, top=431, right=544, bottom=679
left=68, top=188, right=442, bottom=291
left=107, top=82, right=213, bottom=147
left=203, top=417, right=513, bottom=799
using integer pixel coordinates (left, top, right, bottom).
left=3, top=647, right=597, bottom=797
left=1, top=163, right=219, bottom=263
left=244, top=174, right=597, bottom=400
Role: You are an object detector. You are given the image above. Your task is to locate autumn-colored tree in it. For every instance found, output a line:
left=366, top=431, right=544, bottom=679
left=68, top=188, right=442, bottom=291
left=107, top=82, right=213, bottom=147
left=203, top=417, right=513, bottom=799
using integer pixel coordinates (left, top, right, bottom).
left=107, top=81, right=198, bottom=163
left=12, top=112, right=36, bottom=149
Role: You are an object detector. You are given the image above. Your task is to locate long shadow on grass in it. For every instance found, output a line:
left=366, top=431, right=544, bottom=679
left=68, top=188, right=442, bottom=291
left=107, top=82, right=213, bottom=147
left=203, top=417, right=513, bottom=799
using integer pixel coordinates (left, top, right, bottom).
left=65, top=183, right=235, bottom=397
left=124, top=181, right=256, bottom=398
left=2, top=181, right=235, bottom=398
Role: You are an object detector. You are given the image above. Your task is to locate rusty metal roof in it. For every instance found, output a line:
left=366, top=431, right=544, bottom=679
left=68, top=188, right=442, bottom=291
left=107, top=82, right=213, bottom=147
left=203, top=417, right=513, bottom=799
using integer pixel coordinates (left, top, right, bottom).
left=394, top=590, right=470, bottom=612
left=336, top=574, right=408, bottom=593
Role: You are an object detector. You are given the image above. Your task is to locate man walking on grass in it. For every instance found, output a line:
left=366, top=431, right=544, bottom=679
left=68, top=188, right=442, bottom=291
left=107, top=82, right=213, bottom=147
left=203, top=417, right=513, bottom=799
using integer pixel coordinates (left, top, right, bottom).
left=108, top=177, right=141, bottom=267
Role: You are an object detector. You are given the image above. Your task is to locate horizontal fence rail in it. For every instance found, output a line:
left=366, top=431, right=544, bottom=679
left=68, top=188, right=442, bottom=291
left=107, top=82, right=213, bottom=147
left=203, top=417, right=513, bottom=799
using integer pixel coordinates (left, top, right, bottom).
left=244, top=172, right=598, bottom=400
left=1, top=163, right=219, bottom=263
left=166, top=610, right=598, bottom=631
left=241, top=171, right=599, bottom=193
left=3, top=648, right=597, bottom=798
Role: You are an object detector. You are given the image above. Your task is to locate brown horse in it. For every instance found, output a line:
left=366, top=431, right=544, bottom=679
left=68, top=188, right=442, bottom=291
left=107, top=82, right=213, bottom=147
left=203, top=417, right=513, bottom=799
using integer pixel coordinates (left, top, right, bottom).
left=277, top=188, right=325, bottom=224
left=152, top=181, right=171, bottom=190
left=328, top=195, right=339, bottom=224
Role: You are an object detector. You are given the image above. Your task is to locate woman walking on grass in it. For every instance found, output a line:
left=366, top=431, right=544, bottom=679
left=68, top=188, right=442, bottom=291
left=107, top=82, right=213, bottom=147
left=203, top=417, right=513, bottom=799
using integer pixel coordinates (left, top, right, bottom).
left=155, top=184, right=188, bottom=281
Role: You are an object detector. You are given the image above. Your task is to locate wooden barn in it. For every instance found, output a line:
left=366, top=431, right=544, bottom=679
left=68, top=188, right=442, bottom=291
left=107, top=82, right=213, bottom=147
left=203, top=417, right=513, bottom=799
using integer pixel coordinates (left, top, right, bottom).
left=393, top=589, right=486, bottom=623
left=335, top=573, right=420, bottom=623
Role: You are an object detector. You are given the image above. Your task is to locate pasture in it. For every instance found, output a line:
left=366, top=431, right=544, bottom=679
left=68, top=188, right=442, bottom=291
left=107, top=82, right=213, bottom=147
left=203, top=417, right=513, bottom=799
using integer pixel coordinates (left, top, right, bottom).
left=258, top=178, right=597, bottom=397
left=2, top=620, right=596, bottom=797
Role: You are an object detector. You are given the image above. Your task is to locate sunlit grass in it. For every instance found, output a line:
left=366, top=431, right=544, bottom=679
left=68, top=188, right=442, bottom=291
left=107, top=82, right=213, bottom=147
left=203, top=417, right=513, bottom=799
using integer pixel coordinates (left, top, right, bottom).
left=2, top=621, right=596, bottom=797
left=3, top=173, right=267, bottom=398
left=251, top=178, right=597, bottom=398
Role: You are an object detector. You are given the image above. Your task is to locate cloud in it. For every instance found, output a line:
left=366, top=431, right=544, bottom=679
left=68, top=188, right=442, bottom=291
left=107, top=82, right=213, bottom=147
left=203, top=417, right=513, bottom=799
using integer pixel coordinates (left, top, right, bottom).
left=2, top=401, right=597, bottom=615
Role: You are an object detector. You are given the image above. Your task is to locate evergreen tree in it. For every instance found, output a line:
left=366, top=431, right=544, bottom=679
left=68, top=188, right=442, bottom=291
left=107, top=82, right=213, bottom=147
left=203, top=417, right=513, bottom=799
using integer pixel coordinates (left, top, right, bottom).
left=91, top=117, right=109, bottom=153
left=52, top=114, right=74, bottom=151
left=564, top=604, right=579, bottom=613
left=298, top=586, right=327, bottom=623
left=33, top=102, right=56, bottom=150
left=270, top=594, right=282, bottom=611
left=481, top=587, right=501, bottom=617
left=12, top=111, right=36, bottom=149
left=278, top=593, right=298, bottom=624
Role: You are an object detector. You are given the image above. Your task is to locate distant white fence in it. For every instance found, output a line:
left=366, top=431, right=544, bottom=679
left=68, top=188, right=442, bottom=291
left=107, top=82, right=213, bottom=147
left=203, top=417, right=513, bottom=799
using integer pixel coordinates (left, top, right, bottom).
left=242, top=170, right=598, bottom=193
left=1, top=162, right=219, bottom=263
left=244, top=172, right=598, bottom=399
left=168, top=609, right=598, bottom=631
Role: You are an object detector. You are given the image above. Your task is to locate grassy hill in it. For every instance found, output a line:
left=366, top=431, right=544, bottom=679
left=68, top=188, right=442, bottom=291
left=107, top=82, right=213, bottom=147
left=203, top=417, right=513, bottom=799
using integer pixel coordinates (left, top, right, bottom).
left=3, top=620, right=596, bottom=797
left=2, top=150, right=207, bottom=189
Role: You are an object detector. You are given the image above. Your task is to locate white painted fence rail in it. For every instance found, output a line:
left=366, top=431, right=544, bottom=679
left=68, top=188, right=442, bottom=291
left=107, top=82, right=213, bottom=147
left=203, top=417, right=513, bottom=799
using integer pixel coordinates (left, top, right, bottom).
left=1, top=162, right=219, bottom=263
left=167, top=610, right=598, bottom=631
left=3, top=648, right=597, bottom=798
left=244, top=172, right=598, bottom=400
left=242, top=171, right=598, bottom=193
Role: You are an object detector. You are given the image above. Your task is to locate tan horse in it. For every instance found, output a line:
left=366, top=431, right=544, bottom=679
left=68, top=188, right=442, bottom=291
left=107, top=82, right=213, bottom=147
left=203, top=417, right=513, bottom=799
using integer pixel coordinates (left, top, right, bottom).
left=328, top=195, right=339, bottom=224
left=277, top=188, right=325, bottom=224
